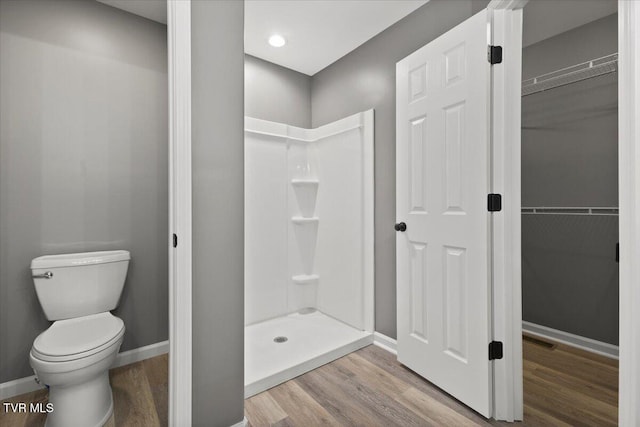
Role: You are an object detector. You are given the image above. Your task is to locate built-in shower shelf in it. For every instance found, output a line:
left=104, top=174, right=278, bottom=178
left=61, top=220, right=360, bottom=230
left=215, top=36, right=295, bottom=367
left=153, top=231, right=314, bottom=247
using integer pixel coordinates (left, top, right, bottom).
left=292, top=180, right=319, bottom=218
left=291, top=216, right=319, bottom=225
left=292, top=274, right=319, bottom=285
left=291, top=179, right=319, bottom=187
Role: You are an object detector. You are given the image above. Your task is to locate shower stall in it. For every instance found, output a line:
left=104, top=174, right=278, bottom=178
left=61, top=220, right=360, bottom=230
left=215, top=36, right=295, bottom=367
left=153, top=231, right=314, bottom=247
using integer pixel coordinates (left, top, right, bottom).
left=244, top=110, right=374, bottom=396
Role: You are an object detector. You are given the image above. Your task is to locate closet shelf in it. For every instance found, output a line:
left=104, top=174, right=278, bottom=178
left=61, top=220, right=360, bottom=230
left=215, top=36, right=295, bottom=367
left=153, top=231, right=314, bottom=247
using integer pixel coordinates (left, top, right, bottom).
left=521, top=207, right=618, bottom=216
left=522, top=53, right=617, bottom=97
left=292, top=274, right=319, bottom=285
left=291, top=216, right=319, bottom=224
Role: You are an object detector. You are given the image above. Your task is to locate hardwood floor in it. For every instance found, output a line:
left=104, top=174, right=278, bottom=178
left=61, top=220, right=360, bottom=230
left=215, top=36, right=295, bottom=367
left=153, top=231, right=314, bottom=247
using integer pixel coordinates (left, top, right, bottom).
left=107, top=353, right=168, bottom=426
left=0, top=337, right=618, bottom=427
left=245, top=339, right=618, bottom=427
left=246, top=345, right=493, bottom=427
left=519, top=335, right=618, bottom=426
left=0, top=354, right=168, bottom=427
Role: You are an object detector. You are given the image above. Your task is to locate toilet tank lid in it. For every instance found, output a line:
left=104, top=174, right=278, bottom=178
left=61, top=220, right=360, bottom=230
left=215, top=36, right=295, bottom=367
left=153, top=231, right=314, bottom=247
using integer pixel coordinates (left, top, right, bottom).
left=31, top=250, right=130, bottom=269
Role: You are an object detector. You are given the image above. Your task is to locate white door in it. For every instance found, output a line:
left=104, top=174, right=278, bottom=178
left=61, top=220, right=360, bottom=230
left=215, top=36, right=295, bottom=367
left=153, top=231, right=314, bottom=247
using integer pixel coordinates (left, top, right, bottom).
left=396, top=9, right=492, bottom=417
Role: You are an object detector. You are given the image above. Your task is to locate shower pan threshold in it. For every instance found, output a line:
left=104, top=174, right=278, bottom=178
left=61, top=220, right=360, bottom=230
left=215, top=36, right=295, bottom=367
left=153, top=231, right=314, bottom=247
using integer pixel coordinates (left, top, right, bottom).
left=244, top=311, right=373, bottom=398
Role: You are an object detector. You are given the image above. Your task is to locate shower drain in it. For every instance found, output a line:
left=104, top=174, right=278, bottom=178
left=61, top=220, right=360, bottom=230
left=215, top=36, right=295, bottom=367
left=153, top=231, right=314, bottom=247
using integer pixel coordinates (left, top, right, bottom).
left=273, top=336, right=288, bottom=343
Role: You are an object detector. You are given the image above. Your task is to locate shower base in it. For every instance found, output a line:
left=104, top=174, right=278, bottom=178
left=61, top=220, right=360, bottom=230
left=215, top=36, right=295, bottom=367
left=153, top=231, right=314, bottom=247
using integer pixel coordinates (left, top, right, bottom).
left=244, top=310, right=372, bottom=397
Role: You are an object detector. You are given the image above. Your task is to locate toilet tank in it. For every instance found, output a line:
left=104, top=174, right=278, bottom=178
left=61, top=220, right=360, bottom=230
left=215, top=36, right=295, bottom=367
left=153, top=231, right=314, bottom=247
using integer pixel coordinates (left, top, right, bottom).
left=31, top=250, right=130, bottom=321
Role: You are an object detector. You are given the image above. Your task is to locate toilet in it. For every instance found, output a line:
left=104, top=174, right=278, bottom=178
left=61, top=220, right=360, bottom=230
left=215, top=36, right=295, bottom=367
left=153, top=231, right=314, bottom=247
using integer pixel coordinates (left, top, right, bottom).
left=29, top=250, right=130, bottom=427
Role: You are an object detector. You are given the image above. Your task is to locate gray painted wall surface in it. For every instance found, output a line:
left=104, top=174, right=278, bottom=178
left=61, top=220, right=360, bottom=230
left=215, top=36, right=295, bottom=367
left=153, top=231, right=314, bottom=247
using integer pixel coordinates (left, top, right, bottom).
left=0, top=0, right=168, bottom=383
left=245, top=55, right=312, bottom=128
left=522, top=14, right=618, bottom=344
left=191, top=1, right=244, bottom=426
left=522, top=215, right=618, bottom=344
left=522, top=14, right=618, bottom=81
left=311, top=0, right=489, bottom=338
left=522, top=13, right=618, bottom=207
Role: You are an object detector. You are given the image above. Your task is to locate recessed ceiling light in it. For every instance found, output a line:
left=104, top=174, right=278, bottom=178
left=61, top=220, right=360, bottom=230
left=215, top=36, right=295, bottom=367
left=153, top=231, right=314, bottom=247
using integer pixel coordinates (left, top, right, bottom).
left=268, top=34, right=286, bottom=48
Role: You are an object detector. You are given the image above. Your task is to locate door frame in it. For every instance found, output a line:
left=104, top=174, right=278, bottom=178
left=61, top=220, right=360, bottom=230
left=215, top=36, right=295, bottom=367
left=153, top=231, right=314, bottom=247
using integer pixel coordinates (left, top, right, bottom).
left=167, top=0, right=640, bottom=424
left=491, top=0, right=640, bottom=425
left=617, top=1, right=640, bottom=425
left=168, top=0, right=192, bottom=426
left=487, top=0, right=526, bottom=421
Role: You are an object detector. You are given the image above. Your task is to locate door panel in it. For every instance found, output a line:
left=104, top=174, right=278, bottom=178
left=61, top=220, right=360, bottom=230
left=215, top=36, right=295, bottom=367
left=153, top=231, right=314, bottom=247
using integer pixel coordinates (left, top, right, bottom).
left=409, top=116, right=428, bottom=212
left=410, top=242, right=428, bottom=341
left=396, top=9, right=492, bottom=417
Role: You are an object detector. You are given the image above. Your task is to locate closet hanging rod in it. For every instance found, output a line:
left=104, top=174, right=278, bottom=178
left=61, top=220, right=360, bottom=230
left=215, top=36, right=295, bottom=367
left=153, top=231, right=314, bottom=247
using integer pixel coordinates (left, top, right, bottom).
left=521, top=207, right=618, bottom=216
left=522, top=53, right=618, bottom=97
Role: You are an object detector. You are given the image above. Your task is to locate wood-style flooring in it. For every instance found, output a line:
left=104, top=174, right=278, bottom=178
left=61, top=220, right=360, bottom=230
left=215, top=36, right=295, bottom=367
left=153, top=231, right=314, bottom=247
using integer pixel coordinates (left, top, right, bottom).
left=245, top=338, right=618, bottom=427
left=518, top=334, right=618, bottom=426
left=0, top=336, right=618, bottom=427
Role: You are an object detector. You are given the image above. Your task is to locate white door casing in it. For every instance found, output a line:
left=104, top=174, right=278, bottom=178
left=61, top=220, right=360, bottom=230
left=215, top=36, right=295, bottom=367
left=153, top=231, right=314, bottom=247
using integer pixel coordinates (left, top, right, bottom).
left=618, top=1, right=640, bottom=425
left=167, top=1, right=192, bottom=425
left=396, top=9, right=492, bottom=417
left=488, top=0, right=526, bottom=421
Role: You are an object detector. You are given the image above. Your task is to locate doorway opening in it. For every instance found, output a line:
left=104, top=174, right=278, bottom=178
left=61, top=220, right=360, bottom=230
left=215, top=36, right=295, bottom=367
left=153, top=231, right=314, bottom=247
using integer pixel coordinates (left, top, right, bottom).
left=518, top=2, right=619, bottom=425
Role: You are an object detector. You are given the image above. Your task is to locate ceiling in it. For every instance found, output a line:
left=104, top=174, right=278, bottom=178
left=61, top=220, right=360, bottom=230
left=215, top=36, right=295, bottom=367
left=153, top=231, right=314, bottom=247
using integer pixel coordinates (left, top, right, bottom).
left=97, top=0, right=618, bottom=74
left=245, top=1, right=427, bottom=75
left=522, top=0, right=617, bottom=47
left=97, top=0, right=167, bottom=24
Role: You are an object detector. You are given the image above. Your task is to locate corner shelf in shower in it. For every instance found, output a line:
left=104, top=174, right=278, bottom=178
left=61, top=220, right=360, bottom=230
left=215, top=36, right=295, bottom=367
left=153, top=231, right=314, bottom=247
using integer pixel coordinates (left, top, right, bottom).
left=291, top=179, right=319, bottom=218
left=291, top=178, right=319, bottom=187
left=292, top=274, right=319, bottom=285
left=291, top=216, right=319, bottom=225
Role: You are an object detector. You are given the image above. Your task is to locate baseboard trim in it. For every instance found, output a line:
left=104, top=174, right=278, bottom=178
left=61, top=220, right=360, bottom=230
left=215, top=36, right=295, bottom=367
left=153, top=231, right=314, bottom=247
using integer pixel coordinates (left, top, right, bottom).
left=371, top=326, right=617, bottom=360
left=522, top=321, right=618, bottom=359
left=0, top=340, right=169, bottom=400
left=372, top=331, right=397, bottom=355
left=0, top=375, right=41, bottom=402
left=112, top=340, right=169, bottom=368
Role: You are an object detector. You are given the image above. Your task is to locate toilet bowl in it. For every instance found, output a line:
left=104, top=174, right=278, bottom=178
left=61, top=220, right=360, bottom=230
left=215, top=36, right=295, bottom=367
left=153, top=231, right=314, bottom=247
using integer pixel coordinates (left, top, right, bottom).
left=29, top=251, right=130, bottom=427
left=30, top=312, right=125, bottom=427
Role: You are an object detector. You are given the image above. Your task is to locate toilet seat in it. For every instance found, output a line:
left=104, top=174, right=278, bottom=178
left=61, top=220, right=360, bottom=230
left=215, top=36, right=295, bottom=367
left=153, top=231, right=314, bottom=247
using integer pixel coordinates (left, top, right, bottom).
left=32, top=312, right=125, bottom=362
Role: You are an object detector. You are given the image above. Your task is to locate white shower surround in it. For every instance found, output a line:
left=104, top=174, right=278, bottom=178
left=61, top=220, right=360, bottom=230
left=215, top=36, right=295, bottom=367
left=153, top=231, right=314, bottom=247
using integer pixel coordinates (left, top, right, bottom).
left=245, top=110, right=374, bottom=329
left=244, top=110, right=374, bottom=396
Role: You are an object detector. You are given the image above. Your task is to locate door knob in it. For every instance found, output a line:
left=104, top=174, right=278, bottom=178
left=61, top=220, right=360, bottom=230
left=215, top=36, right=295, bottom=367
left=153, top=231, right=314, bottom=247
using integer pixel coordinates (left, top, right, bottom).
left=395, top=222, right=407, bottom=232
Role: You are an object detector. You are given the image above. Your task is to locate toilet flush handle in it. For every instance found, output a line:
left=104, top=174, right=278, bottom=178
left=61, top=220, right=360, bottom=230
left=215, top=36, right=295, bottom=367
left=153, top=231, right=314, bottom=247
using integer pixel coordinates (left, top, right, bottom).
left=32, top=271, right=53, bottom=279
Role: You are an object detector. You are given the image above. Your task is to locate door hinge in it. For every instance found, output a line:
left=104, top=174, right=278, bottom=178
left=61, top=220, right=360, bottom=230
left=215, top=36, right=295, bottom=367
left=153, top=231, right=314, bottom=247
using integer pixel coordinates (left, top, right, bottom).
left=173, top=233, right=178, bottom=248
left=489, top=341, right=503, bottom=360
left=488, top=45, right=503, bottom=64
left=488, top=193, right=502, bottom=212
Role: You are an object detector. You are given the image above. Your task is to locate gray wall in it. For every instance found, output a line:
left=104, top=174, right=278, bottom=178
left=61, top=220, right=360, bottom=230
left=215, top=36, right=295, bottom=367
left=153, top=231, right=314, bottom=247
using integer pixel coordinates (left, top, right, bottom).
left=191, top=1, right=244, bottom=426
left=0, top=0, right=168, bottom=383
left=311, top=0, right=489, bottom=338
left=245, top=55, right=312, bottom=128
left=522, top=13, right=618, bottom=207
left=521, top=13, right=618, bottom=344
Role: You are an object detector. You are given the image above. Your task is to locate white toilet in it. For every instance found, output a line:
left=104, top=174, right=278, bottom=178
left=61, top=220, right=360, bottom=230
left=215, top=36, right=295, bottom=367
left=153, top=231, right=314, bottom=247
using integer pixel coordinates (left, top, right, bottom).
left=29, top=250, right=130, bottom=427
